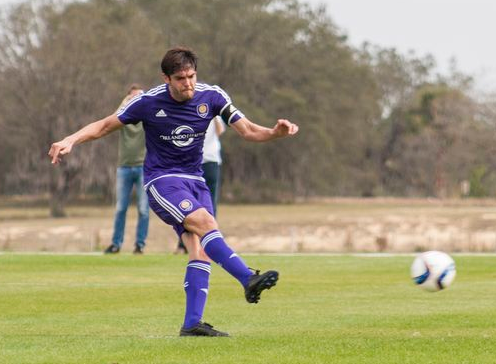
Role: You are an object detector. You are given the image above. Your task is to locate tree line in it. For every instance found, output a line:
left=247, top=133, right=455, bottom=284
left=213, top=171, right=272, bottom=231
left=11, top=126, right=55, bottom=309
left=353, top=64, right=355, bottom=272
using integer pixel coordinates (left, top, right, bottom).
left=1, top=0, right=495, bottom=216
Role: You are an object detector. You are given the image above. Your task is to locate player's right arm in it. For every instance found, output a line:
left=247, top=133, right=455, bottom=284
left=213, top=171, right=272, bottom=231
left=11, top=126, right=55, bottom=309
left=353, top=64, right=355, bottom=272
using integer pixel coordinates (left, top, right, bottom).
left=212, top=86, right=298, bottom=141
left=230, top=117, right=298, bottom=142
left=48, top=113, right=123, bottom=165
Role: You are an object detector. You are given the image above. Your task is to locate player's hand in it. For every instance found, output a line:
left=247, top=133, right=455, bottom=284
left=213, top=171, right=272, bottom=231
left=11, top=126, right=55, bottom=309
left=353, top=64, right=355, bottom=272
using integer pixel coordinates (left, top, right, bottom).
left=48, top=138, right=74, bottom=165
left=273, top=119, right=299, bottom=137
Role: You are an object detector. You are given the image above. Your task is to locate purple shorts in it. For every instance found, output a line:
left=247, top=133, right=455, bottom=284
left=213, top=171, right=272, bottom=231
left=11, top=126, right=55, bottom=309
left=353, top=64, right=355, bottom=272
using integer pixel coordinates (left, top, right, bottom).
left=146, top=176, right=214, bottom=237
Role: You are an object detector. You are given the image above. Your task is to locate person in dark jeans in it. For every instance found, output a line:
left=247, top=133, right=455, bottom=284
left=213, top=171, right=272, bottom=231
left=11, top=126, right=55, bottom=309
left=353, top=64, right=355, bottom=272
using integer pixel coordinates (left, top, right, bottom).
left=176, top=116, right=224, bottom=254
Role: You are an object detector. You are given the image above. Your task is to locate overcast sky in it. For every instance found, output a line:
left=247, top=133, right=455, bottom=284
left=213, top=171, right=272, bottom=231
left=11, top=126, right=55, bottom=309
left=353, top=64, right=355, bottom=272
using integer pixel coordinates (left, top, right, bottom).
left=1, top=0, right=495, bottom=92
left=305, top=0, right=496, bottom=92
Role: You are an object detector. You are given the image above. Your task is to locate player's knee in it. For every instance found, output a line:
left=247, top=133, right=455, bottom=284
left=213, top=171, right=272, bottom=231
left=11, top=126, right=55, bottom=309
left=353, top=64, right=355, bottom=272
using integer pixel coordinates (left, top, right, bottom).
left=195, top=211, right=217, bottom=231
left=184, top=208, right=218, bottom=235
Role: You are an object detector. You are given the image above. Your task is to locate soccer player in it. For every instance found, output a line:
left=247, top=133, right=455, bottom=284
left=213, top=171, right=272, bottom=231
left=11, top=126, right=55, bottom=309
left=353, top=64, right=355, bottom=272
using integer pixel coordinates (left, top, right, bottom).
left=48, top=47, right=299, bottom=337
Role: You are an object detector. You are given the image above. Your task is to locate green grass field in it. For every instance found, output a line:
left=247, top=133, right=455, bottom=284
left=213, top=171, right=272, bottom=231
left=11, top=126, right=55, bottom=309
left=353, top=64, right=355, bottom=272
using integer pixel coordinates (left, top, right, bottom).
left=0, top=254, right=495, bottom=364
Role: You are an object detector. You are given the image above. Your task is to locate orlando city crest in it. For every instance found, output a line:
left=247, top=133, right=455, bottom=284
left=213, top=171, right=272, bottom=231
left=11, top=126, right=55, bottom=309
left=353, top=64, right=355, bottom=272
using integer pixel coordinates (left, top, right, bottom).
left=197, top=103, right=209, bottom=118
left=179, top=199, right=193, bottom=212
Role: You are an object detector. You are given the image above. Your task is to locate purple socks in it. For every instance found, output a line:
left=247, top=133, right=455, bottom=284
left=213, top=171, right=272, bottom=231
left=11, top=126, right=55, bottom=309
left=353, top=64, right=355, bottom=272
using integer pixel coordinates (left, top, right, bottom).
left=200, top=230, right=253, bottom=287
left=183, top=260, right=211, bottom=329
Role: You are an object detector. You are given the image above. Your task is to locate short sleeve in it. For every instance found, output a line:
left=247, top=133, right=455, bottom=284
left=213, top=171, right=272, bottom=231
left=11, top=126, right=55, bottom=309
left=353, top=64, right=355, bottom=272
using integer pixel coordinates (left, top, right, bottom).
left=117, top=94, right=146, bottom=125
left=211, top=85, right=245, bottom=125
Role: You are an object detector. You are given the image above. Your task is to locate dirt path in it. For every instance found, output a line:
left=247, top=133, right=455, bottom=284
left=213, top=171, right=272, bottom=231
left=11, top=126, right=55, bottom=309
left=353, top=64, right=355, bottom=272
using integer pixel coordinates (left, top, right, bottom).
left=1, top=199, right=496, bottom=253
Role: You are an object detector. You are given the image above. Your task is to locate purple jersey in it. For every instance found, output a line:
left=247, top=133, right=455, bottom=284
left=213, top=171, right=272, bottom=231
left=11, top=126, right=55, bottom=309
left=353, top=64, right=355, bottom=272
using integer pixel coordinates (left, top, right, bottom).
left=117, top=83, right=244, bottom=188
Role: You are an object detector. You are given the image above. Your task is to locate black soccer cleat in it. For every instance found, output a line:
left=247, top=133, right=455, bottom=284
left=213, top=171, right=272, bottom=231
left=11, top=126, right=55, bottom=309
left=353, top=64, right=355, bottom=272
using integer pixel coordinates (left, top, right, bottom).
left=104, top=244, right=120, bottom=254
left=179, top=322, right=229, bottom=337
left=133, top=245, right=144, bottom=255
left=244, top=269, right=279, bottom=304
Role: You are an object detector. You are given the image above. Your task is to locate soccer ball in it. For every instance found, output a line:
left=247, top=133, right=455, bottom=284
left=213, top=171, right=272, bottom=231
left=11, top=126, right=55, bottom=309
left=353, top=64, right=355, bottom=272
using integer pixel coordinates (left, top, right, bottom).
left=411, top=251, right=456, bottom=292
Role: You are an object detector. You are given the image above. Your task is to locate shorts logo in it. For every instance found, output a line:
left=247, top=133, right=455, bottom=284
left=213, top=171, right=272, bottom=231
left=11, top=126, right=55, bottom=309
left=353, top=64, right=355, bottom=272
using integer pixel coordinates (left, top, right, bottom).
left=197, top=103, right=209, bottom=118
left=179, top=199, right=193, bottom=211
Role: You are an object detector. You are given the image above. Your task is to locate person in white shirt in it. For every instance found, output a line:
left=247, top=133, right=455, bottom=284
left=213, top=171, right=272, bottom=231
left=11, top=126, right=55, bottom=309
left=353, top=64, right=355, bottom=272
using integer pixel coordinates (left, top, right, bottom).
left=201, top=116, right=225, bottom=215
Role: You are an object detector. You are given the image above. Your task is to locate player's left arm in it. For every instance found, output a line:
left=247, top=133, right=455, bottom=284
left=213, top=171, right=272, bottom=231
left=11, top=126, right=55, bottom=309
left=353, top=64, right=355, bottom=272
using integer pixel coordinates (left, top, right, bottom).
left=230, top=117, right=299, bottom=142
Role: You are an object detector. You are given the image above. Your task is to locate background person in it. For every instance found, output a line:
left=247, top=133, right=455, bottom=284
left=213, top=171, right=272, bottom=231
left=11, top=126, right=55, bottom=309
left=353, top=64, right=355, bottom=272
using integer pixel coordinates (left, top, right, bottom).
left=175, top=116, right=225, bottom=254
left=105, top=84, right=149, bottom=255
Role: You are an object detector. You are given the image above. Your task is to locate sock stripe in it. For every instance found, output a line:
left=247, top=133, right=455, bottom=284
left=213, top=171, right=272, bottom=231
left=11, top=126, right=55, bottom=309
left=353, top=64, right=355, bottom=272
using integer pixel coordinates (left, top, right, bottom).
left=200, top=230, right=224, bottom=249
left=188, top=262, right=212, bottom=273
left=200, top=231, right=223, bottom=249
left=188, top=262, right=211, bottom=269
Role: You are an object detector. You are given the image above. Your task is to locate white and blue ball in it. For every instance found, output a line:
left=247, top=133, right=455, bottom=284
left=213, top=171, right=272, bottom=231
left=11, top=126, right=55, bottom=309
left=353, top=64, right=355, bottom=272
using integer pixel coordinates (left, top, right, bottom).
left=411, top=251, right=456, bottom=292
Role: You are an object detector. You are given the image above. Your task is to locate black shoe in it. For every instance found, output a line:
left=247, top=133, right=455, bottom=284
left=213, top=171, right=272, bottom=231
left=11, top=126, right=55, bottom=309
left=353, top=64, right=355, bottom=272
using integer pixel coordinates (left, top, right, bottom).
left=179, top=322, right=229, bottom=337
left=174, top=247, right=187, bottom=255
left=104, top=244, right=120, bottom=254
left=174, top=239, right=188, bottom=254
left=133, top=246, right=144, bottom=255
left=244, top=269, right=279, bottom=304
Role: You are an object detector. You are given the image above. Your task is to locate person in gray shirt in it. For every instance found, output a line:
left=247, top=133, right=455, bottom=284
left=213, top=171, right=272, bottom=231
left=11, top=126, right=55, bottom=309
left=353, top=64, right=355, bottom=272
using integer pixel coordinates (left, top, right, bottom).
left=105, top=84, right=149, bottom=254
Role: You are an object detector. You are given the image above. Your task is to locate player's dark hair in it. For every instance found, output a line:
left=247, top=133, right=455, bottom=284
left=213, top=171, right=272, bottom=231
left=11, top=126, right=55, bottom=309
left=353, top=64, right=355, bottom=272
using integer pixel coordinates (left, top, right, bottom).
left=161, top=47, right=198, bottom=76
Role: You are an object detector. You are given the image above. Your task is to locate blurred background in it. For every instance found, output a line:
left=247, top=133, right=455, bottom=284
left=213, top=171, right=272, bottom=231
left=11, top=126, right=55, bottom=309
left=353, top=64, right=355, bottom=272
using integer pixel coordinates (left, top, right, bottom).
left=1, top=0, right=496, bottom=253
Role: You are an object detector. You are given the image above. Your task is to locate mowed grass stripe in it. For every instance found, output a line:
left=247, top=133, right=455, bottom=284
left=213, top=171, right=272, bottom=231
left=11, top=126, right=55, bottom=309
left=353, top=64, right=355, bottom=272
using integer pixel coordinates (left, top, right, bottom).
left=0, top=254, right=495, bottom=364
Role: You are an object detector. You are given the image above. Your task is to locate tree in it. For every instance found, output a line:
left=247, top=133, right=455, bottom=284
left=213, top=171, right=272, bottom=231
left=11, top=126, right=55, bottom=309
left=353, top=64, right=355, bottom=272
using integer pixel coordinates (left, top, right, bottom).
left=0, top=0, right=161, bottom=216
left=1, top=0, right=493, bottom=206
left=134, top=0, right=382, bottom=198
left=379, top=84, right=487, bottom=197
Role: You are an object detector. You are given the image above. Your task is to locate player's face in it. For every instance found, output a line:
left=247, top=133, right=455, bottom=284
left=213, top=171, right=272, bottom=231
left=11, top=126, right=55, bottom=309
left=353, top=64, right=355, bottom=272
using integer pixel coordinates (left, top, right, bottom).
left=164, top=67, right=197, bottom=102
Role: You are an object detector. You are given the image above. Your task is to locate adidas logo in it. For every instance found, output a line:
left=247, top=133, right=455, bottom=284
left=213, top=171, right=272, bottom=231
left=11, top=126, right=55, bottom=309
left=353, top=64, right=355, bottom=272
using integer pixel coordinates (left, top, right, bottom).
left=156, top=109, right=167, bottom=117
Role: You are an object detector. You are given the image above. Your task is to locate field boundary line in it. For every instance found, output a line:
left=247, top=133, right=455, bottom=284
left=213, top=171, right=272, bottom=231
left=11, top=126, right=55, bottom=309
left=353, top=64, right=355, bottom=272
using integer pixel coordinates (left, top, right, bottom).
left=1, top=251, right=496, bottom=257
